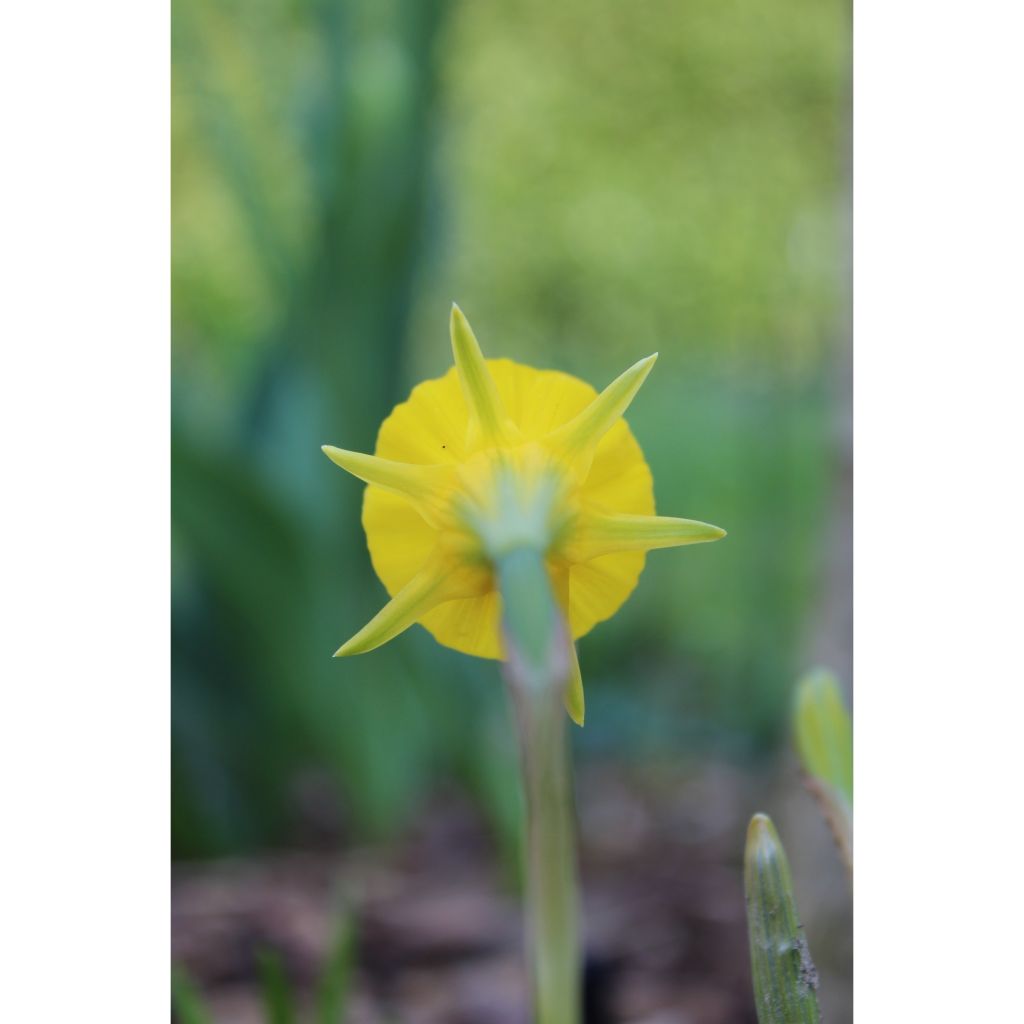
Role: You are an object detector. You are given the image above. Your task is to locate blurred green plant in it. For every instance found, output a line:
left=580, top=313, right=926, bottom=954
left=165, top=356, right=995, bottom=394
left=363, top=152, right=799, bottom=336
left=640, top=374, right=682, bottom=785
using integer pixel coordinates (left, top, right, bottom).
left=419, top=0, right=848, bottom=364
left=793, top=667, right=853, bottom=873
left=172, top=967, right=214, bottom=1024
left=172, top=913, right=356, bottom=1024
left=315, top=914, right=358, bottom=1024
left=172, top=0, right=462, bottom=858
left=258, top=949, right=296, bottom=1024
left=173, top=0, right=847, bottom=859
left=744, top=813, right=821, bottom=1024
left=418, top=0, right=849, bottom=763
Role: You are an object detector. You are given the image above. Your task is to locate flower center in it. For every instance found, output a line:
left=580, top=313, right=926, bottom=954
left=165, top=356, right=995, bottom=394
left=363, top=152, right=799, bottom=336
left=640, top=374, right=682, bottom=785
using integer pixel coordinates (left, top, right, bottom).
left=444, top=442, right=579, bottom=569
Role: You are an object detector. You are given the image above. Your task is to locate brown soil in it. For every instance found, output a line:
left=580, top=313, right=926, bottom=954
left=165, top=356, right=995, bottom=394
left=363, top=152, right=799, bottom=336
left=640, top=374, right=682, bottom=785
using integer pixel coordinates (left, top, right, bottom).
left=173, top=762, right=849, bottom=1023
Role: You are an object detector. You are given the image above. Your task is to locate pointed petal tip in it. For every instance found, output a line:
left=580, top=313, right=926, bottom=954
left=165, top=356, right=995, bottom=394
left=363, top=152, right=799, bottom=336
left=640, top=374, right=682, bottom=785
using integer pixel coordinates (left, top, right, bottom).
left=687, top=519, right=728, bottom=542
left=322, top=445, right=362, bottom=473
left=548, top=352, right=659, bottom=459
left=448, top=304, right=519, bottom=442
left=450, top=303, right=473, bottom=344
left=634, top=352, right=658, bottom=377
left=690, top=521, right=727, bottom=544
left=564, top=643, right=585, bottom=725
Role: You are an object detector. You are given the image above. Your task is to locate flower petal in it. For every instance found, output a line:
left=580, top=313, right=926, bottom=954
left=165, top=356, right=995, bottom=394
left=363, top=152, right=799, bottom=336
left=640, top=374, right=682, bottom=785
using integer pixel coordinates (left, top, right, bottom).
left=322, top=446, right=451, bottom=525
left=566, top=552, right=647, bottom=638
left=418, top=591, right=504, bottom=659
left=565, top=512, right=726, bottom=562
left=334, top=554, right=457, bottom=656
left=552, top=566, right=585, bottom=726
left=564, top=643, right=585, bottom=726
left=364, top=361, right=657, bottom=658
left=546, top=354, right=657, bottom=472
left=450, top=305, right=520, bottom=447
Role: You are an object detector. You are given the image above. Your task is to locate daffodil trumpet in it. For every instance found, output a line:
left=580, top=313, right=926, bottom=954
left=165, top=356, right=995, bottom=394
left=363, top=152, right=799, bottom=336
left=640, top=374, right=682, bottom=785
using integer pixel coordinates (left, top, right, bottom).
left=323, top=304, right=726, bottom=1024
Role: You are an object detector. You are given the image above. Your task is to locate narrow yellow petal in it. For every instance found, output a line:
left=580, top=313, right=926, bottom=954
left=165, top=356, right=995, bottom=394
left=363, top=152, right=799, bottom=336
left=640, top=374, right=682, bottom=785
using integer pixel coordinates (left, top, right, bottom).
left=564, top=512, right=726, bottom=562
left=551, top=566, right=585, bottom=726
left=321, top=445, right=440, bottom=496
left=335, top=556, right=453, bottom=657
left=564, top=642, right=585, bottom=726
left=546, top=354, right=657, bottom=468
left=321, top=446, right=451, bottom=524
left=450, top=304, right=519, bottom=445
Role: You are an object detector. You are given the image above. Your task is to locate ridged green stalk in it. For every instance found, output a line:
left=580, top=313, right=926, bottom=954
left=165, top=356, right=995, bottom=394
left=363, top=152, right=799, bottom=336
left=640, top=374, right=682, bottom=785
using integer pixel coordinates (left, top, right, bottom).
left=744, top=814, right=821, bottom=1024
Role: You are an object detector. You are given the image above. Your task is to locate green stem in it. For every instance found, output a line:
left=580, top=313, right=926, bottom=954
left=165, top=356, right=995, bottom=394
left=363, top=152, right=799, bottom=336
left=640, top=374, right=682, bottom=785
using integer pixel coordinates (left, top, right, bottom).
left=513, top=675, right=579, bottom=1024
left=496, top=548, right=580, bottom=1024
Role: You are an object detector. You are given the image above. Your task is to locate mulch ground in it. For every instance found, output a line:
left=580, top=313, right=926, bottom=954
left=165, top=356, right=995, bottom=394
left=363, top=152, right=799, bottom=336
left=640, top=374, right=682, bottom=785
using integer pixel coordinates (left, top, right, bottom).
left=173, top=761, right=849, bottom=1023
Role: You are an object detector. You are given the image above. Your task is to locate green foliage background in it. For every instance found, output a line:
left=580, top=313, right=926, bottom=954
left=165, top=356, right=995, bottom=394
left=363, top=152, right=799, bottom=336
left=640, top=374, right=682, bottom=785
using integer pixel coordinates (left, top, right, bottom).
left=172, top=0, right=849, bottom=858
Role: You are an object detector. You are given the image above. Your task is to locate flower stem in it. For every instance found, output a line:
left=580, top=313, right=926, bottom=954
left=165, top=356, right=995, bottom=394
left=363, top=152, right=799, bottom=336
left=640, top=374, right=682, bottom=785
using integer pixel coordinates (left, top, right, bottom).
left=513, top=676, right=580, bottom=1024
left=496, top=548, right=581, bottom=1024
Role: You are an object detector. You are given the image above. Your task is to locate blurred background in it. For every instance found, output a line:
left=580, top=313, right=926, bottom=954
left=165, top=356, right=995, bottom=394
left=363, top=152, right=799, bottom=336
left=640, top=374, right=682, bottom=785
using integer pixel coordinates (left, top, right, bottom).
left=172, top=0, right=851, bottom=1020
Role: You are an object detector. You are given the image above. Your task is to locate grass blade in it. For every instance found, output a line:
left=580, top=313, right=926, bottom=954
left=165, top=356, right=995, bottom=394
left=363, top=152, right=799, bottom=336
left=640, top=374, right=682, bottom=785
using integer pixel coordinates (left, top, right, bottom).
left=258, top=949, right=296, bottom=1024
left=171, top=966, right=213, bottom=1024
left=316, top=911, right=357, bottom=1024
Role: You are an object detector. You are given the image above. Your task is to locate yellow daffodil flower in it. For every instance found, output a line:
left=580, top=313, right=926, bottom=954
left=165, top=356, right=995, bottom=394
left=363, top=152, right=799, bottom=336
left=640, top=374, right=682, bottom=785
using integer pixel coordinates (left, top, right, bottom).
left=323, top=305, right=725, bottom=723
